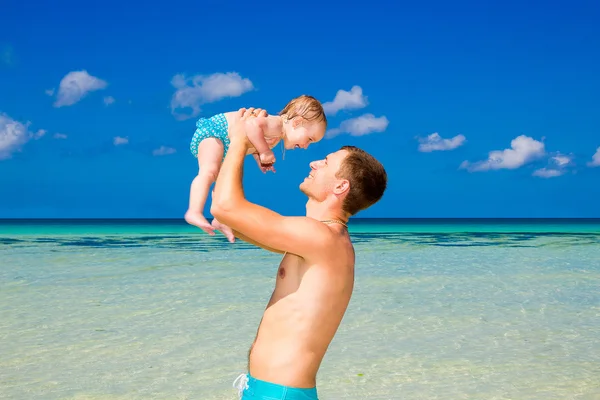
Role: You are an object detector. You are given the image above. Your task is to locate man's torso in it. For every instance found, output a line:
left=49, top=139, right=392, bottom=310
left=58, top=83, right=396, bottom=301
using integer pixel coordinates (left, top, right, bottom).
left=247, top=231, right=355, bottom=388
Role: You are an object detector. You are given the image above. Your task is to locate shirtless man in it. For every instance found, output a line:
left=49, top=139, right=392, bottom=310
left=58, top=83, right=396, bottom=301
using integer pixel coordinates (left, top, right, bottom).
left=211, top=107, right=387, bottom=400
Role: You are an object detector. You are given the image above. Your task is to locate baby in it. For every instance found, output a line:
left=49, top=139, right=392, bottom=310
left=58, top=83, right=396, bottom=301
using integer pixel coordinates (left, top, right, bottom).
left=185, top=95, right=328, bottom=242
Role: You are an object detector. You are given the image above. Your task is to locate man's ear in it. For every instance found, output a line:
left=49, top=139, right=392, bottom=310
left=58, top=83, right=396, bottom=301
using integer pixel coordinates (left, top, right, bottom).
left=292, top=117, right=303, bottom=128
left=333, top=179, right=350, bottom=196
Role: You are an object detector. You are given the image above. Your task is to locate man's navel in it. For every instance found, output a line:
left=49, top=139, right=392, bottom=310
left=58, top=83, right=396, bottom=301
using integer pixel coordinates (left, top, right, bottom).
left=278, top=267, right=285, bottom=279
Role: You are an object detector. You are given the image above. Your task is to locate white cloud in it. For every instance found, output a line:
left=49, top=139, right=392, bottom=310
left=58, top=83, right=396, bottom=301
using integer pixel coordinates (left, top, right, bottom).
left=153, top=146, right=176, bottom=156
left=418, top=133, right=466, bottom=152
left=533, top=153, right=573, bottom=178
left=53, top=70, right=108, bottom=107
left=34, top=129, right=46, bottom=139
left=113, top=136, right=128, bottom=146
left=326, top=113, right=389, bottom=138
left=53, top=133, right=68, bottom=139
left=0, top=113, right=45, bottom=160
left=45, top=89, right=55, bottom=96
left=532, top=168, right=563, bottom=178
left=587, top=147, right=600, bottom=167
left=104, top=96, right=115, bottom=106
left=322, top=86, right=368, bottom=115
left=552, top=154, right=571, bottom=167
left=460, top=135, right=545, bottom=172
left=170, top=72, right=253, bottom=120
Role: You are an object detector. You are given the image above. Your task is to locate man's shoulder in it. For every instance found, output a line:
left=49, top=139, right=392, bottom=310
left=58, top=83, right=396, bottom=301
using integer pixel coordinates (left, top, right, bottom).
left=315, top=235, right=355, bottom=272
left=284, top=215, right=329, bottom=232
left=281, top=215, right=335, bottom=241
left=285, top=217, right=351, bottom=256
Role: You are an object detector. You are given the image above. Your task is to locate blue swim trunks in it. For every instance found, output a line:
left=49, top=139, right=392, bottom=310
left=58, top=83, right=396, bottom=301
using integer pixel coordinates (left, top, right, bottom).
left=189, top=113, right=230, bottom=159
left=233, top=373, right=319, bottom=400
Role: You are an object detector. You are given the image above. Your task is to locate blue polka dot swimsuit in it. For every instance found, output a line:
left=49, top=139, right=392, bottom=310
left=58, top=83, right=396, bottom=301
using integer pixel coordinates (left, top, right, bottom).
left=189, top=113, right=230, bottom=160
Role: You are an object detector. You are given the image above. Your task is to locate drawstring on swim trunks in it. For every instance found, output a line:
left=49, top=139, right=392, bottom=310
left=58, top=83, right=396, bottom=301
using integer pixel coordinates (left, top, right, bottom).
left=233, top=373, right=249, bottom=398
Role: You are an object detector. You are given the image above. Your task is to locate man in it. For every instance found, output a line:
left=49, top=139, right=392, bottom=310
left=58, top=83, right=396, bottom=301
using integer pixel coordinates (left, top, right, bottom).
left=211, top=107, right=387, bottom=400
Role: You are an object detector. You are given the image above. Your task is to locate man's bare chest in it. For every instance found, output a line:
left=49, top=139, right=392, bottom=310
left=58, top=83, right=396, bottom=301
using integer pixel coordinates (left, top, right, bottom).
left=273, top=256, right=307, bottom=294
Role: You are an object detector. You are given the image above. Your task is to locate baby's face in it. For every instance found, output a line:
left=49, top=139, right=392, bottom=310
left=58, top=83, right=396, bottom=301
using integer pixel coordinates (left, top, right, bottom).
left=284, top=120, right=326, bottom=150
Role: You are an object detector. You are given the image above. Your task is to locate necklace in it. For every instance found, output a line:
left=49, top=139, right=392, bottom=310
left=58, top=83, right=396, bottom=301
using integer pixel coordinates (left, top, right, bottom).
left=320, top=219, right=348, bottom=228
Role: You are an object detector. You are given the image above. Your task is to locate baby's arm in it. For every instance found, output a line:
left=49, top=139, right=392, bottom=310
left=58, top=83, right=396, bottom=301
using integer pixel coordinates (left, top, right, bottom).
left=244, top=117, right=275, bottom=166
left=252, top=153, right=275, bottom=173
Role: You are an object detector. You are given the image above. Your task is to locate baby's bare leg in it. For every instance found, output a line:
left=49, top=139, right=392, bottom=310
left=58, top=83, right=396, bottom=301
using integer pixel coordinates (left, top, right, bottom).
left=185, top=138, right=223, bottom=235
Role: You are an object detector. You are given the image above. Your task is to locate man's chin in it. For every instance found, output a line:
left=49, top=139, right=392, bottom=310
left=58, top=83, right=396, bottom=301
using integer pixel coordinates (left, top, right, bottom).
left=299, top=181, right=310, bottom=196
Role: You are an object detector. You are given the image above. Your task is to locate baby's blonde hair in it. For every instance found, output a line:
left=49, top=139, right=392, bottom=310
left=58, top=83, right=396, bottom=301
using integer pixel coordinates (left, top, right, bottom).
left=279, top=95, right=327, bottom=128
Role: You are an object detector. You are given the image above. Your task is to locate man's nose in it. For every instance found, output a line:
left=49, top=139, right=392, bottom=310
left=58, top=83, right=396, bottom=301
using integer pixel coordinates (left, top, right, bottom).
left=310, top=160, right=323, bottom=169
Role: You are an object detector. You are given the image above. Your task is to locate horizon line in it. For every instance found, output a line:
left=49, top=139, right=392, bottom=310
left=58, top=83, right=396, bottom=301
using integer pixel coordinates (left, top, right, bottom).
left=1, top=217, right=600, bottom=221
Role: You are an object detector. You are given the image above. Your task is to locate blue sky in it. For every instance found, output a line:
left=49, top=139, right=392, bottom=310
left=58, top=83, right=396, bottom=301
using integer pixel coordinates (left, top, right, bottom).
left=1, top=0, right=599, bottom=218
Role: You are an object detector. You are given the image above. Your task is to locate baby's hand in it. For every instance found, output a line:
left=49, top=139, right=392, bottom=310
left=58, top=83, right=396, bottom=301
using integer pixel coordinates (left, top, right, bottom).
left=259, top=164, right=276, bottom=174
left=260, top=151, right=276, bottom=166
left=252, top=151, right=276, bottom=173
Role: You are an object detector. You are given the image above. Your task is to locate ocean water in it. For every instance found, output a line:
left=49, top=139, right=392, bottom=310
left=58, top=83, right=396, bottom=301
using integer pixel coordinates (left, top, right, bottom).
left=1, top=219, right=599, bottom=400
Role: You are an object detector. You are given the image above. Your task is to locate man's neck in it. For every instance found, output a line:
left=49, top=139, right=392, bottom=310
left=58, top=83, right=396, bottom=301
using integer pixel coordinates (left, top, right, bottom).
left=305, top=198, right=347, bottom=223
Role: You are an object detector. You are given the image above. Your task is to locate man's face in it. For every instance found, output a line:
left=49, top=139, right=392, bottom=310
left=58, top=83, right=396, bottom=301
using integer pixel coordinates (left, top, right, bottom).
left=299, top=149, right=349, bottom=200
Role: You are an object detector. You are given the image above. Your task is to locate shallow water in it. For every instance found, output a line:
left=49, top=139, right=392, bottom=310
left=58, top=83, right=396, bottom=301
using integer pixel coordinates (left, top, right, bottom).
left=1, top=221, right=599, bottom=399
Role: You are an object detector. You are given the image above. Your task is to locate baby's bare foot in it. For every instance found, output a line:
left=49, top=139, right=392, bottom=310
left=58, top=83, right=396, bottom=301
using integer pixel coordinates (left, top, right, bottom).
left=211, top=218, right=235, bottom=243
left=185, top=211, right=215, bottom=236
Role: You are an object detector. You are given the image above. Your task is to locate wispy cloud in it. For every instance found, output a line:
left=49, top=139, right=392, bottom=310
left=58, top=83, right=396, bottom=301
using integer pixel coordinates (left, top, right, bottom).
left=322, top=86, right=368, bottom=115
left=326, top=114, right=389, bottom=138
left=460, top=135, right=545, bottom=172
left=49, top=70, right=108, bottom=107
left=418, top=133, right=466, bottom=152
left=587, top=146, right=600, bottom=167
left=533, top=153, right=573, bottom=178
left=103, top=96, right=115, bottom=106
left=113, top=136, right=128, bottom=146
left=0, top=113, right=46, bottom=160
left=53, top=133, right=68, bottom=139
left=152, top=146, right=176, bottom=156
left=170, top=72, right=253, bottom=120
left=531, top=168, right=562, bottom=178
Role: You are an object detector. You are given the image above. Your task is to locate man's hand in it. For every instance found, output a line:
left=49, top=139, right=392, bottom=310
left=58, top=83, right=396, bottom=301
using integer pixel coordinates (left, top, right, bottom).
left=230, top=108, right=268, bottom=148
left=237, top=107, right=268, bottom=119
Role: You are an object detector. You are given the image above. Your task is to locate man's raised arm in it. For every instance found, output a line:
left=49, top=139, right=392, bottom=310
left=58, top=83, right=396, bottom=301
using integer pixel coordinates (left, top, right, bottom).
left=231, top=229, right=285, bottom=254
left=210, top=111, right=331, bottom=258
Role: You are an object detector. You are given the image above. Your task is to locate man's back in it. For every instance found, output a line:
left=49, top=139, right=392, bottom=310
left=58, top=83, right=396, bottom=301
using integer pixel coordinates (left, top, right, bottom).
left=247, top=223, right=355, bottom=389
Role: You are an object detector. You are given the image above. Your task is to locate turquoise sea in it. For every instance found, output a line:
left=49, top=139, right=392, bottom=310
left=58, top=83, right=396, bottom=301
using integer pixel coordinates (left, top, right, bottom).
left=1, top=219, right=599, bottom=400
